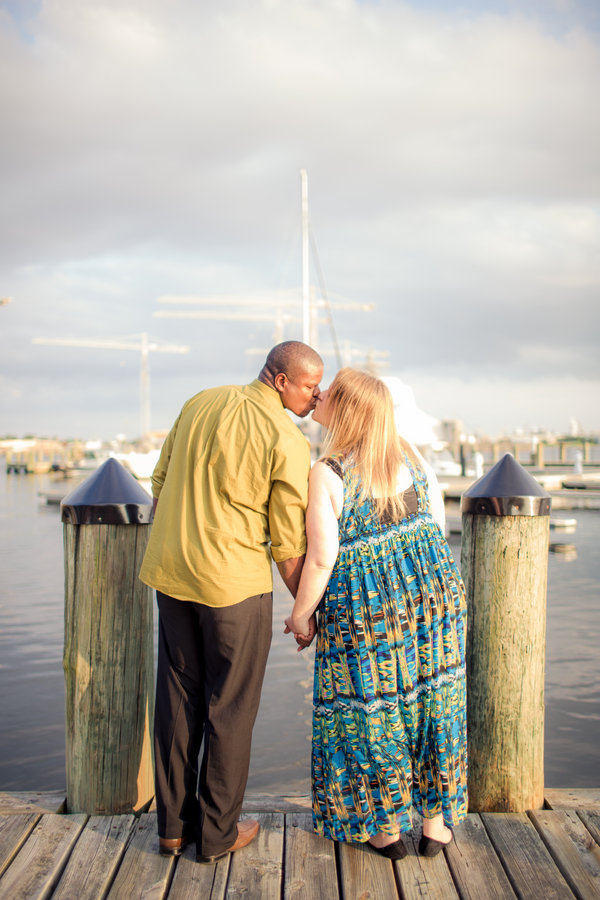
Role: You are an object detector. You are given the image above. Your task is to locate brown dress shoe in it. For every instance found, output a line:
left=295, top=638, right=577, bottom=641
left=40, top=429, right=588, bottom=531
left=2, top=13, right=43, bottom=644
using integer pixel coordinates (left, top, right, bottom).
left=196, top=819, right=260, bottom=864
left=159, top=830, right=196, bottom=857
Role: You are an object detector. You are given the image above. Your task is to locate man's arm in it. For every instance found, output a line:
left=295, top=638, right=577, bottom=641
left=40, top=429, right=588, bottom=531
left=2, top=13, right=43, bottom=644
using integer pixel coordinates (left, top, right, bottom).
left=276, top=555, right=305, bottom=598
left=269, top=438, right=311, bottom=590
left=278, top=556, right=315, bottom=651
left=150, top=410, right=183, bottom=504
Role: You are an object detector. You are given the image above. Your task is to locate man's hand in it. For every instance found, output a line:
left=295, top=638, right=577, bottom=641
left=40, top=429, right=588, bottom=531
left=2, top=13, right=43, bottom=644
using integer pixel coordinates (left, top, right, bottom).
left=284, top=612, right=317, bottom=652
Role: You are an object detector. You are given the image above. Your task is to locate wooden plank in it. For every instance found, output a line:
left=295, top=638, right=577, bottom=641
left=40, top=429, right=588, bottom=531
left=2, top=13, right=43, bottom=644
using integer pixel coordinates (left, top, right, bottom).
left=167, top=842, right=230, bottom=900
left=106, top=814, right=174, bottom=900
left=284, top=812, right=338, bottom=900
left=0, top=791, right=67, bottom=815
left=52, top=815, right=136, bottom=900
left=0, top=813, right=86, bottom=900
left=444, top=815, right=517, bottom=900
left=396, top=829, right=460, bottom=900
left=337, top=840, right=398, bottom=900
left=0, top=814, right=41, bottom=878
left=242, top=793, right=312, bottom=814
left=529, top=809, right=600, bottom=900
left=546, top=791, right=600, bottom=812
left=482, top=812, right=576, bottom=900
left=226, top=813, right=284, bottom=900
left=579, top=812, right=600, bottom=848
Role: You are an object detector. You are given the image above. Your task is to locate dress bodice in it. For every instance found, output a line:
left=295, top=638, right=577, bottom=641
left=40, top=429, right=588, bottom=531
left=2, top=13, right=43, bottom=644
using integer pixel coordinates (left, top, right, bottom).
left=324, top=452, right=431, bottom=547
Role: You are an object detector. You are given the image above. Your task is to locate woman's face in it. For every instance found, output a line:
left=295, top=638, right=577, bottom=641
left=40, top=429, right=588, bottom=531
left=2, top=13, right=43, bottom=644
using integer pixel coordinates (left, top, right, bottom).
left=312, top=387, right=333, bottom=428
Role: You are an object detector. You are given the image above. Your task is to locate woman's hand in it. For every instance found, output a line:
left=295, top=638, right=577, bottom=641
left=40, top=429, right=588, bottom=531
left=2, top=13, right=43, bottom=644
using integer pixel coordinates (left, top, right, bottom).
left=284, top=612, right=317, bottom=652
left=284, top=612, right=310, bottom=638
left=281, top=462, right=339, bottom=652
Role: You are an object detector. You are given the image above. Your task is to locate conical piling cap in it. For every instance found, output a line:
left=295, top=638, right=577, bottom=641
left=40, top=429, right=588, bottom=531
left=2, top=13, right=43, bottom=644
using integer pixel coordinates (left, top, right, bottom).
left=461, top=453, right=551, bottom=517
left=61, top=457, right=153, bottom=525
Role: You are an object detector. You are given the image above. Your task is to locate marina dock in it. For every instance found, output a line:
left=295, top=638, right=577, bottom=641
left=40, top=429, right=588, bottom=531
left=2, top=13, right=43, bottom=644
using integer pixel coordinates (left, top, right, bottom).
left=1, top=790, right=599, bottom=899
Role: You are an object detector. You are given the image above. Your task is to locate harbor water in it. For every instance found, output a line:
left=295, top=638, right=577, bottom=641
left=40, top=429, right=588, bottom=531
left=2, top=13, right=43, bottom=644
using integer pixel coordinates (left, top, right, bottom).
left=0, top=465, right=598, bottom=792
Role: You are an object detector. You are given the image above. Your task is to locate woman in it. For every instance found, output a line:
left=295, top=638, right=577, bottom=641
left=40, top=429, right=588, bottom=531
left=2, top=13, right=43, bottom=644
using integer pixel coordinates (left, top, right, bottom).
left=285, top=369, right=468, bottom=859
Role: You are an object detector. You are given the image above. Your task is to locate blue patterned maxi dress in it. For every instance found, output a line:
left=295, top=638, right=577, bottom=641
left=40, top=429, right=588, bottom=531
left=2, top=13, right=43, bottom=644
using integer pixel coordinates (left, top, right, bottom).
left=312, top=453, right=468, bottom=842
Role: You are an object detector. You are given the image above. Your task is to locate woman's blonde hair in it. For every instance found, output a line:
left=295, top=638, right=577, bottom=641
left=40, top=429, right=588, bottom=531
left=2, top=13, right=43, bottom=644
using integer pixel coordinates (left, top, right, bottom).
left=323, top=368, right=420, bottom=520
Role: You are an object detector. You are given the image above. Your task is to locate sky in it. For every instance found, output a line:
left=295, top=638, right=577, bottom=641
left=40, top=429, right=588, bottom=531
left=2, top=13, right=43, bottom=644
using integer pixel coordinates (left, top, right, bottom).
left=0, top=0, right=599, bottom=441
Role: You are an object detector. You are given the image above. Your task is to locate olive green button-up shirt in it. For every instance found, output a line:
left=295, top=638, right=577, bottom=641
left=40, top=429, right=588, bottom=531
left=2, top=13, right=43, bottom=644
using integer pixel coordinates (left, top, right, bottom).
left=139, top=379, right=310, bottom=607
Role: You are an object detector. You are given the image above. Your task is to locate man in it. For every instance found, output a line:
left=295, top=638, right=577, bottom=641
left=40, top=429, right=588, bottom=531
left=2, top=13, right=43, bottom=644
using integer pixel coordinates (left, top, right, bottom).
left=139, top=341, right=323, bottom=864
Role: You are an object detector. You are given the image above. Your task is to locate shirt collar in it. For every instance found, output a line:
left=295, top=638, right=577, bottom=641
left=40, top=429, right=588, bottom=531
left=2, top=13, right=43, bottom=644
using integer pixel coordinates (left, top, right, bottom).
left=246, top=378, right=287, bottom=413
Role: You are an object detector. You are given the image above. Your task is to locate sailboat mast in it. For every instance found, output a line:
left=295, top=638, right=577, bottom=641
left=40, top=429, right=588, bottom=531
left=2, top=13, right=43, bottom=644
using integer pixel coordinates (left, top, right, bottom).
left=300, top=168, right=310, bottom=345
left=140, top=332, right=151, bottom=436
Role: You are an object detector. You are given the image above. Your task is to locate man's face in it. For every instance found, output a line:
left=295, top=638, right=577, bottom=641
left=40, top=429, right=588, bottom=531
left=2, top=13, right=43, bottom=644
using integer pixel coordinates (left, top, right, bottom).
left=275, top=365, right=323, bottom=417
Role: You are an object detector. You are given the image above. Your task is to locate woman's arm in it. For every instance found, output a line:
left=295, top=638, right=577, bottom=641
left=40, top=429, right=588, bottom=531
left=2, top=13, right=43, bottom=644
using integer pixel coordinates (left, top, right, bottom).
left=411, top=446, right=446, bottom=531
left=423, top=462, right=445, bottom=532
left=284, top=461, right=341, bottom=639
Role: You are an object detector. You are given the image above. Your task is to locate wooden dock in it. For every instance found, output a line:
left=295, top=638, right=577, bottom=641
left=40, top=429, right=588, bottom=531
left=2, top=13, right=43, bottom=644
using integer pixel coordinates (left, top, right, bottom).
left=1, top=790, right=599, bottom=899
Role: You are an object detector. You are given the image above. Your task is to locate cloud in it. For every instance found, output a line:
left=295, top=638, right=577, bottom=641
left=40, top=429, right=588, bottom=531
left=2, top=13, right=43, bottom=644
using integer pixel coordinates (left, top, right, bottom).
left=0, top=0, right=599, bottom=437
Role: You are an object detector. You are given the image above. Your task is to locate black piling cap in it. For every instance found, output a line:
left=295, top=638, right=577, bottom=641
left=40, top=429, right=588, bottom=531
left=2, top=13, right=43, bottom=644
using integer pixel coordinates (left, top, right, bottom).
left=61, top=457, right=153, bottom=525
left=462, top=453, right=551, bottom=517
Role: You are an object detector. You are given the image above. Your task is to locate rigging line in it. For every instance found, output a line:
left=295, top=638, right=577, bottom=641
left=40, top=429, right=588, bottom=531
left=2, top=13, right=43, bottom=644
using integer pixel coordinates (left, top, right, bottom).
left=309, top=224, right=342, bottom=370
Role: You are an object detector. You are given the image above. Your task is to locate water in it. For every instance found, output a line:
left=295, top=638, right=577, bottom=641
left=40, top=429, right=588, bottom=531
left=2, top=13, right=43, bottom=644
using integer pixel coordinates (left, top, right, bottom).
left=0, top=467, right=315, bottom=792
left=1, top=466, right=598, bottom=792
left=541, top=519, right=600, bottom=786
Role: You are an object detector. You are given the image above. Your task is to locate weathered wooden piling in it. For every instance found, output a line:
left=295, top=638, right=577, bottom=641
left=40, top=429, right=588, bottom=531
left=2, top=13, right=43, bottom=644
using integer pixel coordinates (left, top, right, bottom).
left=461, top=453, right=551, bottom=813
left=61, top=459, right=154, bottom=815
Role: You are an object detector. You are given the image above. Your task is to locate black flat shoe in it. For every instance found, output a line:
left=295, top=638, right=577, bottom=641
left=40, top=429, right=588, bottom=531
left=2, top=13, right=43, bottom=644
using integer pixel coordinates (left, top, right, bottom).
left=368, top=837, right=408, bottom=860
left=418, top=834, right=451, bottom=858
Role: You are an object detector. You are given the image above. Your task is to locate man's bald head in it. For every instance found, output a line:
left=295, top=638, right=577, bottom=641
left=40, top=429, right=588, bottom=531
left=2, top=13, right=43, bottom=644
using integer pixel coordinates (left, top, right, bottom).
left=261, top=341, right=323, bottom=382
left=258, top=341, right=324, bottom=417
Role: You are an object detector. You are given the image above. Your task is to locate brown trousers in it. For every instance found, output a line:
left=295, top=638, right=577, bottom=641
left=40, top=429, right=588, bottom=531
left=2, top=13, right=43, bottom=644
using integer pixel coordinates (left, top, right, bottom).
left=154, top=590, right=272, bottom=857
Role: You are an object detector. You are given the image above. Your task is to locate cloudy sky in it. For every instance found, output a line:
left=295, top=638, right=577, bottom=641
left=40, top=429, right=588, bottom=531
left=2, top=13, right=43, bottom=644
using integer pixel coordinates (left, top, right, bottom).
left=1, top=0, right=599, bottom=441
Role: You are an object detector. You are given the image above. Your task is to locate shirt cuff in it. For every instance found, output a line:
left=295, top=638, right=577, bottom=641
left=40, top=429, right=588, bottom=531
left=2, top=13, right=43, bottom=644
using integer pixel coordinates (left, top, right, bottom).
left=271, top=542, right=307, bottom=563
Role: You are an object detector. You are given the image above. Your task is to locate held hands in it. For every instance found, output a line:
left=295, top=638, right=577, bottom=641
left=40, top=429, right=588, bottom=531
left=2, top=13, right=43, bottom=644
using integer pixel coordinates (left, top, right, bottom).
left=284, top=612, right=317, bottom=652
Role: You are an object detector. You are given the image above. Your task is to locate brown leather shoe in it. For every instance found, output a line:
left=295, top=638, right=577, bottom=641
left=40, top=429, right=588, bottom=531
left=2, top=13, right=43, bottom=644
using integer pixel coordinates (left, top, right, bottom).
left=159, top=831, right=196, bottom=857
left=196, top=819, right=260, bottom=864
